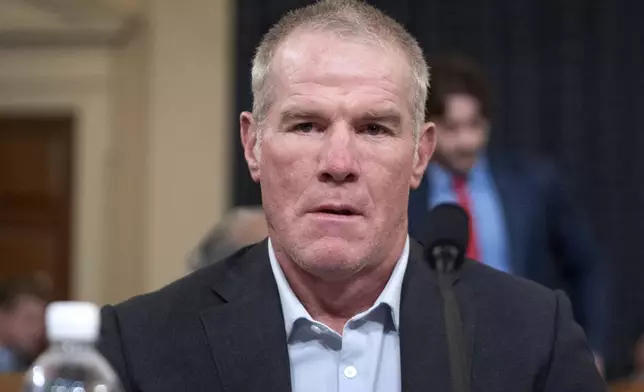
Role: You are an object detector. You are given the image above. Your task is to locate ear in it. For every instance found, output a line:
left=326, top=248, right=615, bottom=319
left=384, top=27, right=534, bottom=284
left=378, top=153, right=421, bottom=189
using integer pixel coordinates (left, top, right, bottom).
left=410, top=121, right=436, bottom=189
left=240, top=111, right=261, bottom=182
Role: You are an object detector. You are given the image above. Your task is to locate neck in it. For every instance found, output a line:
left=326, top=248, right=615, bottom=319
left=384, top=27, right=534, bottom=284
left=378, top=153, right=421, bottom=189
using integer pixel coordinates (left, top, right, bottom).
left=274, top=232, right=407, bottom=334
left=438, top=160, right=466, bottom=177
left=432, top=153, right=478, bottom=177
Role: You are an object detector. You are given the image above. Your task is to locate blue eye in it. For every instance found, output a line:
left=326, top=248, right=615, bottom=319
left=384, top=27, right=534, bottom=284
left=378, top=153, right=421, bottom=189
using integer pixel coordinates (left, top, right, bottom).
left=362, top=124, right=390, bottom=136
left=293, top=122, right=316, bottom=133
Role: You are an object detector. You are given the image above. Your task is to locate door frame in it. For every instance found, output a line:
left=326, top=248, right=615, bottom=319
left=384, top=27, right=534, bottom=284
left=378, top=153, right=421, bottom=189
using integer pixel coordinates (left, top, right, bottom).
left=0, top=48, right=111, bottom=303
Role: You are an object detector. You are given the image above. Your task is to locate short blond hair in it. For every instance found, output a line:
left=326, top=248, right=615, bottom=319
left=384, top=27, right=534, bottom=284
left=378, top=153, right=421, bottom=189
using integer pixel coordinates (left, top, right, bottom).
left=251, top=0, right=429, bottom=139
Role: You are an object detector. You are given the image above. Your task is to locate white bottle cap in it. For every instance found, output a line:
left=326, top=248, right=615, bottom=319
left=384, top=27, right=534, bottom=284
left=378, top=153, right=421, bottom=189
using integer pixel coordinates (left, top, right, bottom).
left=46, top=301, right=100, bottom=343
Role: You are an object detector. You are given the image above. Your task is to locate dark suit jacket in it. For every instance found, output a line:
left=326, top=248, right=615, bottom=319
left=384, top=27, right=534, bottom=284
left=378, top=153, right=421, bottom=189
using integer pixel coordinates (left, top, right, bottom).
left=98, top=239, right=605, bottom=392
left=408, top=152, right=607, bottom=352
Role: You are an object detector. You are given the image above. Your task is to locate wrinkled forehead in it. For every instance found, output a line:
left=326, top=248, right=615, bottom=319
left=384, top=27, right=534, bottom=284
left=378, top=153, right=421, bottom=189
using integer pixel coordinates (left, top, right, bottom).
left=269, top=29, right=414, bottom=104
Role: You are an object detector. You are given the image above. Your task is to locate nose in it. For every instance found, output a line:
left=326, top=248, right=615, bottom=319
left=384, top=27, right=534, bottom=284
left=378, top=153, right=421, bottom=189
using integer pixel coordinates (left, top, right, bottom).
left=453, top=126, right=482, bottom=151
left=317, top=124, right=359, bottom=184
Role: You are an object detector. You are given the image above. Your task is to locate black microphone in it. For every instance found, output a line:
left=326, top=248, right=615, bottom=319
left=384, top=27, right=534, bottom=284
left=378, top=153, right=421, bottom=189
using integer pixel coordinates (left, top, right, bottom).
left=424, top=203, right=471, bottom=392
left=423, top=202, right=469, bottom=273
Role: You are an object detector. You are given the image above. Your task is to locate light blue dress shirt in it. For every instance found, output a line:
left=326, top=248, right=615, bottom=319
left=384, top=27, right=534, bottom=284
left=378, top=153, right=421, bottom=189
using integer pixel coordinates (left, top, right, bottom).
left=428, top=156, right=512, bottom=273
left=268, top=237, right=409, bottom=392
left=0, top=346, right=21, bottom=373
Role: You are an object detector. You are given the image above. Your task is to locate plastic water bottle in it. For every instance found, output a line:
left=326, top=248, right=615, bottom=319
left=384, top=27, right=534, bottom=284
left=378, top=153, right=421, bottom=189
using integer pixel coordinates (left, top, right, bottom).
left=23, top=302, right=123, bottom=392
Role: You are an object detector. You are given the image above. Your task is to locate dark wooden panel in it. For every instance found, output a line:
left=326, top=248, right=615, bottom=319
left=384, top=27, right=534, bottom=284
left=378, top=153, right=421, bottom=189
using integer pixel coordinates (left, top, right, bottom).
left=0, top=114, right=73, bottom=301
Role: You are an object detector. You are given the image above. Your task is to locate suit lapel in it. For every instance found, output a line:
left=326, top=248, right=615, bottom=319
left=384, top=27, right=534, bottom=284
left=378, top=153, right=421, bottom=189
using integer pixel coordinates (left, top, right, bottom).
left=198, top=238, right=478, bottom=392
left=199, top=240, right=292, bottom=392
left=400, top=241, right=477, bottom=392
left=400, top=241, right=450, bottom=392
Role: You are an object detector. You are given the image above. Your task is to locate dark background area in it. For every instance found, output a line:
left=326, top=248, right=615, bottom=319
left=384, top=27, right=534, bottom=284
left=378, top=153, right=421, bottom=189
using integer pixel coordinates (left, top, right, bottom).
left=232, top=0, right=644, bottom=380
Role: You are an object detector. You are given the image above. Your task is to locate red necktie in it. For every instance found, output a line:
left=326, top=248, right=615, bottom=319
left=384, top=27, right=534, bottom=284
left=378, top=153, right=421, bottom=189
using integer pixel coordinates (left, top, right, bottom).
left=453, top=176, right=481, bottom=261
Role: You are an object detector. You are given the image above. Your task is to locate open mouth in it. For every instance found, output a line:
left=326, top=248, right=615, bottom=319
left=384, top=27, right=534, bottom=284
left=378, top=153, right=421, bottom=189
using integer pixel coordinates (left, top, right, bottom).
left=317, top=208, right=356, bottom=216
left=312, top=205, right=361, bottom=217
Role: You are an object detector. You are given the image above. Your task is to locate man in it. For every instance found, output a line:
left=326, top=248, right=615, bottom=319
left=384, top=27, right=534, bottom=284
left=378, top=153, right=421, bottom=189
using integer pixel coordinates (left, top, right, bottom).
left=633, top=334, right=644, bottom=383
left=0, top=280, right=46, bottom=373
left=98, top=1, right=605, bottom=391
left=186, top=206, right=268, bottom=271
left=407, top=54, right=607, bottom=362
left=609, top=334, right=644, bottom=391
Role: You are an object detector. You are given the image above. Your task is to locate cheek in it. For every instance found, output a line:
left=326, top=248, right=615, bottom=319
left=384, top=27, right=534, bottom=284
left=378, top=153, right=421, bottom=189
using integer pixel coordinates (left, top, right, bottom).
left=474, top=129, right=488, bottom=147
left=361, top=146, right=414, bottom=203
left=261, top=137, right=318, bottom=197
left=435, top=132, right=454, bottom=150
left=8, top=321, right=24, bottom=338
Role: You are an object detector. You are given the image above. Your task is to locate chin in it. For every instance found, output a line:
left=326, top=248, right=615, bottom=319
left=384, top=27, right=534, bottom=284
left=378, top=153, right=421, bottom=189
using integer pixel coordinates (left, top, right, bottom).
left=294, top=239, right=367, bottom=280
left=450, top=161, right=475, bottom=175
left=300, top=260, right=364, bottom=282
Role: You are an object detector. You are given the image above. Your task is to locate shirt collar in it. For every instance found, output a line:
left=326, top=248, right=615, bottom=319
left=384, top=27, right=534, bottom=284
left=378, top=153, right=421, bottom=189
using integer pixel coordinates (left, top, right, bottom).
left=268, top=236, right=410, bottom=338
left=0, top=346, right=21, bottom=370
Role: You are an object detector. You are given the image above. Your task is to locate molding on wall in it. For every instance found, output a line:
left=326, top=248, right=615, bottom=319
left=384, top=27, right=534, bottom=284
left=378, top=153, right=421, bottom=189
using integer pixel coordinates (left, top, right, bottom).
left=0, top=0, right=140, bottom=47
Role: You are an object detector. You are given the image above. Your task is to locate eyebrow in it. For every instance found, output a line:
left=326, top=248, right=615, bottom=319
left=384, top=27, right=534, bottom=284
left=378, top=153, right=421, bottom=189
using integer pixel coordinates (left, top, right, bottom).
left=360, top=110, right=402, bottom=127
left=279, top=108, right=325, bottom=124
left=278, top=106, right=403, bottom=127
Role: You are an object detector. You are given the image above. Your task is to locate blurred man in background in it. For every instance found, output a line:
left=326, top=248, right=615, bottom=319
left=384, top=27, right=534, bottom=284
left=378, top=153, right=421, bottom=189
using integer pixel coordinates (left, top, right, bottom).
left=632, top=334, right=644, bottom=383
left=187, top=206, right=268, bottom=271
left=0, top=280, right=46, bottom=373
left=408, top=53, right=608, bottom=366
left=610, top=334, right=644, bottom=391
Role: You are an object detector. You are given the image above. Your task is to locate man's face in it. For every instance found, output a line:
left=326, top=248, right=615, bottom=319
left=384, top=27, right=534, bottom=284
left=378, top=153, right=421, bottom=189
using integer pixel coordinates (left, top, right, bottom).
left=433, top=94, right=489, bottom=174
left=635, top=335, right=644, bottom=372
left=241, top=31, right=434, bottom=280
left=0, top=295, right=45, bottom=357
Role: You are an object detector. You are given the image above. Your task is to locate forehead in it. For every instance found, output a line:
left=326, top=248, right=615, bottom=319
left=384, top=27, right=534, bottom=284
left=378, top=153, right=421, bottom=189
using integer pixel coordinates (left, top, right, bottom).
left=444, top=94, right=482, bottom=119
left=269, top=30, right=412, bottom=112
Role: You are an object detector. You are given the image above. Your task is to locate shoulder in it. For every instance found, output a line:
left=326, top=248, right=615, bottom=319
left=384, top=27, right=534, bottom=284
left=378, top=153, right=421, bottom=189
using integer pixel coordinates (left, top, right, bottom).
left=458, top=260, right=601, bottom=389
left=410, top=238, right=559, bottom=315
left=488, top=150, right=562, bottom=188
left=462, top=258, right=557, bottom=300
left=459, top=261, right=567, bottom=364
left=489, top=150, right=557, bottom=173
left=461, top=259, right=560, bottom=321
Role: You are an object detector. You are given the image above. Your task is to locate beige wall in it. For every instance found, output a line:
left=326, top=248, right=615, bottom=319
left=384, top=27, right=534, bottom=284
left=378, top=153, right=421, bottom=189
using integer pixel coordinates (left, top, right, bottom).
left=0, top=0, right=234, bottom=304
left=104, top=18, right=149, bottom=303
left=141, top=0, right=233, bottom=296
